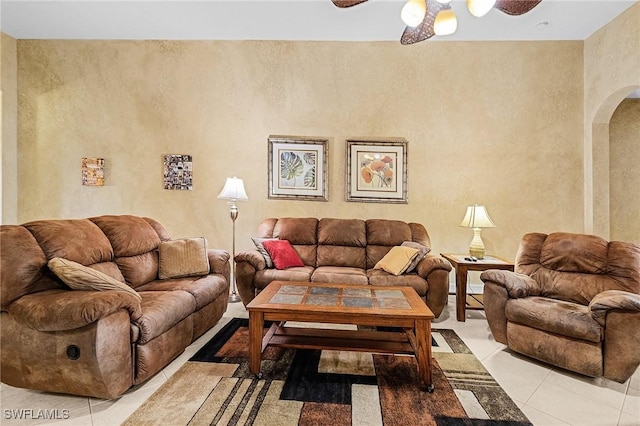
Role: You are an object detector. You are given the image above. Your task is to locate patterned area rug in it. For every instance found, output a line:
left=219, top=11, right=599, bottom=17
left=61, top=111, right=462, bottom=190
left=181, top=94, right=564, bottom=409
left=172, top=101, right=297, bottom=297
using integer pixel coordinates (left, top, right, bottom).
left=124, top=318, right=531, bottom=426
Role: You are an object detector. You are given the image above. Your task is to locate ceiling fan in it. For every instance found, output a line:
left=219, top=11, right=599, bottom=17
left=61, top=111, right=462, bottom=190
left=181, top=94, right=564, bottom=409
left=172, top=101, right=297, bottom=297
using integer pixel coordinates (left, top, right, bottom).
left=331, top=0, right=543, bottom=45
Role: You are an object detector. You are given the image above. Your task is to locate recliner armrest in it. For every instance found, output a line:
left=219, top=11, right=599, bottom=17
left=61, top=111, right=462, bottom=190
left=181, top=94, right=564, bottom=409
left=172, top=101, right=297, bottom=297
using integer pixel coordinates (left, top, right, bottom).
left=7, top=289, right=142, bottom=331
left=207, top=248, right=231, bottom=275
left=480, top=270, right=541, bottom=298
left=235, top=250, right=267, bottom=271
left=589, top=290, right=640, bottom=326
left=415, top=254, right=452, bottom=277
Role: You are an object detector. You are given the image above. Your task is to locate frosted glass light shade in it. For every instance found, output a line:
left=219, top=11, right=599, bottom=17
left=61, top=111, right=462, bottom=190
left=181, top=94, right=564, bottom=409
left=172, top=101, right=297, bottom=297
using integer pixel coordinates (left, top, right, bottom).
left=468, top=0, right=496, bottom=17
left=435, top=0, right=451, bottom=3
left=434, top=9, right=457, bottom=36
left=459, top=205, right=496, bottom=228
left=217, top=177, right=248, bottom=201
left=401, top=0, right=427, bottom=27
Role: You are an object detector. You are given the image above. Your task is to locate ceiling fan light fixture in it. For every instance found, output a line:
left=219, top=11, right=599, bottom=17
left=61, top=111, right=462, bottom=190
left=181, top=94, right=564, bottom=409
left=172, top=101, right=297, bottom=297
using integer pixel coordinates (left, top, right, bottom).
left=468, top=0, right=497, bottom=17
left=434, top=8, right=457, bottom=36
left=435, top=0, right=451, bottom=3
left=401, top=0, right=427, bottom=28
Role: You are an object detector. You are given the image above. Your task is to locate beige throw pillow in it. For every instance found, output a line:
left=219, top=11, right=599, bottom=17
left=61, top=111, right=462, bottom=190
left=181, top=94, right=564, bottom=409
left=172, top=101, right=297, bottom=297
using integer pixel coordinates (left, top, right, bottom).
left=374, top=246, right=420, bottom=276
left=48, top=257, right=141, bottom=300
left=158, top=237, right=210, bottom=279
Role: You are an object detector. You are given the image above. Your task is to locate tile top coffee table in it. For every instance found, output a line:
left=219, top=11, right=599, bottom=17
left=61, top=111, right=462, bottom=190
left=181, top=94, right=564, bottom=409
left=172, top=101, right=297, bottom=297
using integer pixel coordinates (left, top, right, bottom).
left=246, top=281, right=435, bottom=392
left=440, top=253, right=514, bottom=322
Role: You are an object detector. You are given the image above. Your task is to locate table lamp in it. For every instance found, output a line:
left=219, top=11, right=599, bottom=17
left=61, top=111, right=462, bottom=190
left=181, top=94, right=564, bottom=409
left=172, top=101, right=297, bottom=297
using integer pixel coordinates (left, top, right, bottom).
left=459, top=204, right=495, bottom=259
left=217, top=177, right=248, bottom=303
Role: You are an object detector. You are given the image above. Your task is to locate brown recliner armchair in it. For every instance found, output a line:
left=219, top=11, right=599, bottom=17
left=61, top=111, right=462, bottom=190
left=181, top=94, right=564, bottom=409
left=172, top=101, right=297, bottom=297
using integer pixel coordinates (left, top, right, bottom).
left=481, top=232, right=640, bottom=383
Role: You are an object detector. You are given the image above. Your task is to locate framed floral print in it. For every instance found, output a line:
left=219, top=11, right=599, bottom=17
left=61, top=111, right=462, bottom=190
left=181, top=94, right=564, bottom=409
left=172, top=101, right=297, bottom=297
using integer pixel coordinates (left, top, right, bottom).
left=345, top=138, right=408, bottom=203
left=268, top=136, right=329, bottom=201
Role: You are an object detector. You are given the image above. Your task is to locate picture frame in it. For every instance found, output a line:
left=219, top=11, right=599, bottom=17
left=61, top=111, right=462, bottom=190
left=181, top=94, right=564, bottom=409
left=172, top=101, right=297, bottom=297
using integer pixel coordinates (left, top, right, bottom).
left=345, top=138, right=408, bottom=203
left=163, top=154, right=193, bottom=190
left=268, top=136, right=329, bottom=201
left=81, top=157, right=105, bottom=186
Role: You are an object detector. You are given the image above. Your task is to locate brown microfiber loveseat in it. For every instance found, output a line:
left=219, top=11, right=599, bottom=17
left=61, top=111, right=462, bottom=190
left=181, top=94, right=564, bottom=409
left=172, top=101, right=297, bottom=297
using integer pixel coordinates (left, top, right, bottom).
left=235, top=218, right=452, bottom=317
left=0, top=215, right=230, bottom=399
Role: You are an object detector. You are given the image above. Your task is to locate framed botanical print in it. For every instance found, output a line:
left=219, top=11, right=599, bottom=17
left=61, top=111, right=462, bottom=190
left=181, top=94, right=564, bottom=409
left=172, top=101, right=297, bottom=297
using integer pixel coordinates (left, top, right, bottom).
left=345, top=138, right=408, bottom=203
left=268, top=136, right=329, bottom=201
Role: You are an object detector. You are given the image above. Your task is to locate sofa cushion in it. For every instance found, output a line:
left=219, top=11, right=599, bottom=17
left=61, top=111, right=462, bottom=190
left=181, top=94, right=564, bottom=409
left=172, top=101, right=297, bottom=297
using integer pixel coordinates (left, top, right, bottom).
left=263, top=240, right=305, bottom=269
left=48, top=257, right=141, bottom=300
left=366, top=220, right=413, bottom=246
left=367, top=270, right=428, bottom=296
left=540, top=233, right=609, bottom=274
left=0, top=225, right=53, bottom=308
left=255, top=266, right=314, bottom=290
left=116, top=252, right=159, bottom=288
left=311, top=266, right=368, bottom=285
left=506, top=297, right=602, bottom=343
left=134, top=290, right=196, bottom=344
left=318, top=218, right=366, bottom=247
left=158, top=237, right=210, bottom=279
left=272, top=218, right=318, bottom=245
left=317, top=245, right=366, bottom=269
left=90, top=215, right=161, bottom=257
left=136, top=275, right=228, bottom=310
left=24, top=219, right=114, bottom=265
left=374, top=246, right=419, bottom=276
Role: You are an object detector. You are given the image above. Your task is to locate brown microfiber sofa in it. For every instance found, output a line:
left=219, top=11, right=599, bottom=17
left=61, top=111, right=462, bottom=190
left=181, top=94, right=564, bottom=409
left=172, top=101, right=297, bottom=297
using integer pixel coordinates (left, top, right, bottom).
left=0, top=215, right=230, bottom=399
left=481, top=232, right=640, bottom=382
left=235, top=218, right=452, bottom=317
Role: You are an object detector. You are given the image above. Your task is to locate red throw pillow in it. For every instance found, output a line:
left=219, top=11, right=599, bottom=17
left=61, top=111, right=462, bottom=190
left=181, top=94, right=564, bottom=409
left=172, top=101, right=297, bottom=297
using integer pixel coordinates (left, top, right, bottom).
left=261, top=240, right=304, bottom=270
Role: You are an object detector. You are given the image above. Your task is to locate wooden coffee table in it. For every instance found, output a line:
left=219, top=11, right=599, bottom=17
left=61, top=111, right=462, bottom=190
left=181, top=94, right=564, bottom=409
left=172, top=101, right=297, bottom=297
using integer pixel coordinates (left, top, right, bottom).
left=246, top=281, right=435, bottom=392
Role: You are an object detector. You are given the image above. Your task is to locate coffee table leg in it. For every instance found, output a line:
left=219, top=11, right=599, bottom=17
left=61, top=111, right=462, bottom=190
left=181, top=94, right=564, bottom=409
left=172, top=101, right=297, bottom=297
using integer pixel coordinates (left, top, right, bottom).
left=415, top=319, right=434, bottom=392
left=249, top=311, right=264, bottom=378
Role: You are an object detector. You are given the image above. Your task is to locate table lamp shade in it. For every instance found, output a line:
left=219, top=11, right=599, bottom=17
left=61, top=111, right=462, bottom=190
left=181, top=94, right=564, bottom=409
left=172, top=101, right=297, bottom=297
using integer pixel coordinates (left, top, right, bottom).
left=459, top=205, right=495, bottom=228
left=217, top=177, right=248, bottom=202
left=460, top=205, right=495, bottom=259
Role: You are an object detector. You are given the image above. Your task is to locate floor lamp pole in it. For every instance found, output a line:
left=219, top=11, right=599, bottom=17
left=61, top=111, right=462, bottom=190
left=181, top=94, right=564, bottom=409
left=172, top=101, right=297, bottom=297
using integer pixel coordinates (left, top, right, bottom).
left=229, top=202, right=241, bottom=303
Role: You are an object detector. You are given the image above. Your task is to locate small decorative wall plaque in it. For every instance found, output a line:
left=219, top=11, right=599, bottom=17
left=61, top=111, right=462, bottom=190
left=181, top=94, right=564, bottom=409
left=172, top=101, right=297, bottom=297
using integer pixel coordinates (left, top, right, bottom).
left=163, top=154, right=193, bottom=190
left=82, top=158, right=105, bottom=186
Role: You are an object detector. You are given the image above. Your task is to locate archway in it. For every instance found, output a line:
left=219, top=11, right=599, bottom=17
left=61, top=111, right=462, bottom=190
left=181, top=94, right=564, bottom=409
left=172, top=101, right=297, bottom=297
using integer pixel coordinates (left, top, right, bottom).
left=589, top=85, right=640, bottom=240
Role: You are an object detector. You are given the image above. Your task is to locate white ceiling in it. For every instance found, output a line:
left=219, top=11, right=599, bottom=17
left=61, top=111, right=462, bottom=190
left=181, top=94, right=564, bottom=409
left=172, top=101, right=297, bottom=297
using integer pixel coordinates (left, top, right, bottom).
left=0, top=0, right=637, bottom=42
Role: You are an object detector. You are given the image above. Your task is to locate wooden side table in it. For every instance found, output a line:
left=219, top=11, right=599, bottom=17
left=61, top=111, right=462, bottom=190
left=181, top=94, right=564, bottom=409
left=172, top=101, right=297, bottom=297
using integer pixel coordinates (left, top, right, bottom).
left=440, top=253, right=514, bottom=322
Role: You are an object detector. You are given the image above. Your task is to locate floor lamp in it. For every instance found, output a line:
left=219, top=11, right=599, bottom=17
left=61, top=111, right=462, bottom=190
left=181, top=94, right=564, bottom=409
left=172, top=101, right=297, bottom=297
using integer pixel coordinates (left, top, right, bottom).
left=217, top=177, right=248, bottom=303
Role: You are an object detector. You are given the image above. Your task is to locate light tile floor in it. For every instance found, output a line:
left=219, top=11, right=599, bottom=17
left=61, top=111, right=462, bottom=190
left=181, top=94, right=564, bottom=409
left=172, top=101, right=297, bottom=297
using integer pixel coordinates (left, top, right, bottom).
left=1, top=295, right=638, bottom=425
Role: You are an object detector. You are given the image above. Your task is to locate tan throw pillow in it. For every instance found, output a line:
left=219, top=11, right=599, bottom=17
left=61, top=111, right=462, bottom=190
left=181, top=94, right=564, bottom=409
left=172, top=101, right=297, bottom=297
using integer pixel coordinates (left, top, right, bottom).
left=48, top=257, right=141, bottom=300
left=400, top=241, right=431, bottom=273
left=374, top=246, right=420, bottom=276
left=158, top=237, right=210, bottom=279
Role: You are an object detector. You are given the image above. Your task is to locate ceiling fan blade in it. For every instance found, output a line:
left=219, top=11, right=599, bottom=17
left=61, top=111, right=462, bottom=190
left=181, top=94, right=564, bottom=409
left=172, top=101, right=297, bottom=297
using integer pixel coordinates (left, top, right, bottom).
left=494, top=0, right=542, bottom=16
left=401, top=1, right=446, bottom=45
left=331, top=0, right=368, bottom=7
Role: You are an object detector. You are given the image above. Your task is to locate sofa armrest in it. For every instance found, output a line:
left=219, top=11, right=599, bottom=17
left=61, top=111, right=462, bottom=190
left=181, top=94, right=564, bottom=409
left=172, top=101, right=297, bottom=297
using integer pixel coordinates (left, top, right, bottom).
left=7, top=289, right=142, bottom=331
left=589, top=290, right=640, bottom=326
left=235, top=250, right=266, bottom=271
left=415, top=254, right=452, bottom=277
left=208, top=249, right=231, bottom=275
left=480, top=270, right=541, bottom=298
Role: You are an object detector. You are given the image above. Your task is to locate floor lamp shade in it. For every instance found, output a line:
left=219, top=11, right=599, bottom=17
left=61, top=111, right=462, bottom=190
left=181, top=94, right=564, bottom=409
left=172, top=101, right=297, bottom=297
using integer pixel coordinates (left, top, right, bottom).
left=460, top=204, right=495, bottom=259
left=218, top=177, right=248, bottom=303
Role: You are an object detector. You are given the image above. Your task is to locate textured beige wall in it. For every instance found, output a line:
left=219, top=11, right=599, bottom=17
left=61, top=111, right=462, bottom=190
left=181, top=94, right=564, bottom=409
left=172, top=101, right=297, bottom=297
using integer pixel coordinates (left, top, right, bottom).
left=584, top=3, right=640, bottom=238
left=610, top=99, right=640, bottom=243
left=1, top=33, right=18, bottom=224
left=16, top=39, right=584, bottom=259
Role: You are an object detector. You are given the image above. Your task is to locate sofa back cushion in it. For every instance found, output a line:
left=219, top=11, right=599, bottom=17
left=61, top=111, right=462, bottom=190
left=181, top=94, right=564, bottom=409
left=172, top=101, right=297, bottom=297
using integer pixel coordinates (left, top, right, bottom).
left=0, top=225, right=60, bottom=308
left=91, top=215, right=164, bottom=287
left=317, top=218, right=366, bottom=268
left=517, top=232, right=640, bottom=305
left=365, top=220, right=431, bottom=269
left=259, top=218, right=318, bottom=267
